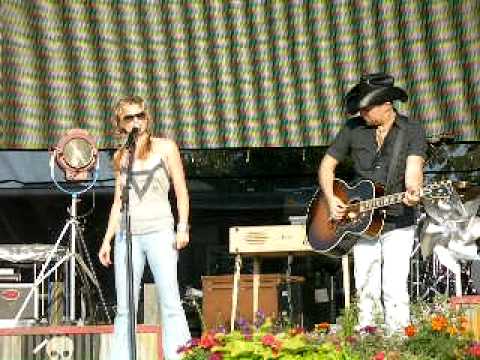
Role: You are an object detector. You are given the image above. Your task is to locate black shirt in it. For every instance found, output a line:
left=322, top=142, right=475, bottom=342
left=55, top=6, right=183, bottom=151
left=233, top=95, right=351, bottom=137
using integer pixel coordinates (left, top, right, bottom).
left=326, top=113, right=427, bottom=228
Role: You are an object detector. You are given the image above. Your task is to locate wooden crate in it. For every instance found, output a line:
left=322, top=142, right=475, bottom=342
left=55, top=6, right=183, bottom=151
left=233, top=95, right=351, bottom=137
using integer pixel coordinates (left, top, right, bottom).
left=201, top=274, right=303, bottom=330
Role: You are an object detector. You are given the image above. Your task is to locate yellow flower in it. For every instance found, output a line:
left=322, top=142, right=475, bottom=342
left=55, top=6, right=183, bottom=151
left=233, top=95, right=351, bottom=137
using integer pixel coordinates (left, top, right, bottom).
left=458, top=316, right=469, bottom=332
left=447, top=326, right=458, bottom=336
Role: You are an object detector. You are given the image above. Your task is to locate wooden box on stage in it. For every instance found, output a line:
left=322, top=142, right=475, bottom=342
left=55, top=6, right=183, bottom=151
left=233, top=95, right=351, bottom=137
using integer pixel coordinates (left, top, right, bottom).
left=201, top=274, right=304, bottom=330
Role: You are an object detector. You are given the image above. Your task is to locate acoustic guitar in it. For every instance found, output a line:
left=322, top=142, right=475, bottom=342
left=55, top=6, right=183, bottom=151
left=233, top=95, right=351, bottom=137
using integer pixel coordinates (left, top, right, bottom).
left=306, top=178, right=453, bottom=257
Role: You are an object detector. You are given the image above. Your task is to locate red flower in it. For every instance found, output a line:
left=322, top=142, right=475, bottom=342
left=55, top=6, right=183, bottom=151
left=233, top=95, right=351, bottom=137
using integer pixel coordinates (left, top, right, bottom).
left=373, top=351, right=385, bottom=360
left=199, top=333, right=217, bottom=349
left=361, top=325, right=377, bottom=334
left=261, top=334, right=282, bottom=351
left=262, top=334, right=276, bottom=346
left=468, top=343, right=480, bottom=357
left=208, top=352, right=223, bottom=360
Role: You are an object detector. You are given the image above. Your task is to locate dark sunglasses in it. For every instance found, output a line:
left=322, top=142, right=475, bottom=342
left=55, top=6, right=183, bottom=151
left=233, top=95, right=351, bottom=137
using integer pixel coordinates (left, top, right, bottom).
left=123, top=111, right=146, bottom=122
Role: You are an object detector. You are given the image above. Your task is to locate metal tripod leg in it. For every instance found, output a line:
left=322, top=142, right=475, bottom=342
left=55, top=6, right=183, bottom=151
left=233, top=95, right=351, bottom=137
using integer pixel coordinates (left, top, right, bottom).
left=74, top=226, right=112, bottom=323
left=15, top=218, right=74, bottom=322
left=15, top=194, right=110, bottom=324
left=409, top=238, right=422, bottom=301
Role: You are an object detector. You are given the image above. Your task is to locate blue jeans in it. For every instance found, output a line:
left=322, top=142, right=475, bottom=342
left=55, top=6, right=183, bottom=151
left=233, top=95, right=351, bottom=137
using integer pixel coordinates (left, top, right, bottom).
left=111, top=229, right=191, bottom=360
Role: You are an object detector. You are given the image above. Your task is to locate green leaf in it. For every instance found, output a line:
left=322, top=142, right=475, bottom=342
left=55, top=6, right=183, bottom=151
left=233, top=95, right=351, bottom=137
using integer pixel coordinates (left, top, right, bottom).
left=280, top=335, right=309, bottom=353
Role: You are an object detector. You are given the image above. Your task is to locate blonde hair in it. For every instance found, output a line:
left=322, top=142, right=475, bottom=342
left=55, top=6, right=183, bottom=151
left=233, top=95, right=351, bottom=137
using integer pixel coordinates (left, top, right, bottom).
left=112, top=96, right=153, bottom=172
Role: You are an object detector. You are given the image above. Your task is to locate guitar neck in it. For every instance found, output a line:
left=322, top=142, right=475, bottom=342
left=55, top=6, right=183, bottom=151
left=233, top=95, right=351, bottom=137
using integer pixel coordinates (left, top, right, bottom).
left=342, top=181, right=451, bottom=214
left=357, top=191, right=407, bottom=212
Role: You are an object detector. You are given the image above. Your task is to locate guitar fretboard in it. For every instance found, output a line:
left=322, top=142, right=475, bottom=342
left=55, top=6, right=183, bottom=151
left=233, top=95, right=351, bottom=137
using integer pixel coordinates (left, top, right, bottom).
left=357, top=192, right=406, bottom=212
left=341, top=181, right=450, bottom=214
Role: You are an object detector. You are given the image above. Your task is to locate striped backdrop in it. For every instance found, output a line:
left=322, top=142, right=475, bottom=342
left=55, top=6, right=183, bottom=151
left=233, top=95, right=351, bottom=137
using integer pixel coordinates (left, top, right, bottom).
left=1, top=1, right=479, bottom=149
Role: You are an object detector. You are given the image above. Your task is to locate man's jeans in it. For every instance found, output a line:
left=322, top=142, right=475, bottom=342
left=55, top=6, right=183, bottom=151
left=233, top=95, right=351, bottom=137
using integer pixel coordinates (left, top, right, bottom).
left=353, top=226, right=415, bottom=334
left=110, top=229, right=191, bottom=360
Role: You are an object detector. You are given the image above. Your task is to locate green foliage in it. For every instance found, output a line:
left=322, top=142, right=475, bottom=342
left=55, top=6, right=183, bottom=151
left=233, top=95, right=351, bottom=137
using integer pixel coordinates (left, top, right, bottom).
left=180, top=298, right=480, bottom=360
left=403, top=296, right=473, bottom=360
left=337, top=303, right=358, bottom=338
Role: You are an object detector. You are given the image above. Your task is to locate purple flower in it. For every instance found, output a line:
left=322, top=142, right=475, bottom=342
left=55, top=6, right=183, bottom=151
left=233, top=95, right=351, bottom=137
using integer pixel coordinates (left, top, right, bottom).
left=241, top=326, right=253, bottom=337
left=215, top=325, right=226, bottom=334
left=254, top=310, right=266, bottom=328
left=236, top=317, right=248, bottom=328
left=235, top=317, right=252, bottom=334
left=187, top=338, right=200, bottom=347
left=176, top=337, right=201, bottom=353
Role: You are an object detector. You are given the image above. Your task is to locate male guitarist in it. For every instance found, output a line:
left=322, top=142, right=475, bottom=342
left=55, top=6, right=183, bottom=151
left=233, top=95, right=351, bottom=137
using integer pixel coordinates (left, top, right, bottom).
left=318, top=73, right=427, bottom=334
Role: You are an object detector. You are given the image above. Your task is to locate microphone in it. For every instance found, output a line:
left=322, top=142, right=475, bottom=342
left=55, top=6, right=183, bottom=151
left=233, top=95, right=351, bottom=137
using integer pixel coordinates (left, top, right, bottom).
left=125, top=126, right=139, bottom=148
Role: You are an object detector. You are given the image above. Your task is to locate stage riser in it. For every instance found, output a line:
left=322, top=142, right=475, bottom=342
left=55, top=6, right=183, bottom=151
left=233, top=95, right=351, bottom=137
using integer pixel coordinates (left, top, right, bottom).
left=0, top=328, right=162, bottom=360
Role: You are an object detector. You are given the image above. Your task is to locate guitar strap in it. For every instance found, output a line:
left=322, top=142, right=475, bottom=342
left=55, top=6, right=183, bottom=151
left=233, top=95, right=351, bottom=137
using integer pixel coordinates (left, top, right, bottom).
left=384, top=118, right=406, bottom=194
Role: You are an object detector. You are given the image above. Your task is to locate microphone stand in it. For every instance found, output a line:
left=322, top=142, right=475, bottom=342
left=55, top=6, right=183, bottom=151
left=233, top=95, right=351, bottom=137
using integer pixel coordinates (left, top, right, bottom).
left=122, top=129, right=138, bottom=360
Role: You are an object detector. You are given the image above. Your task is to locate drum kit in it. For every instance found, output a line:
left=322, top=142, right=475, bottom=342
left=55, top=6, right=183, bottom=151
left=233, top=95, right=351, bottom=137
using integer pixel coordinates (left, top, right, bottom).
left=409, top=141, right=480, bottom=301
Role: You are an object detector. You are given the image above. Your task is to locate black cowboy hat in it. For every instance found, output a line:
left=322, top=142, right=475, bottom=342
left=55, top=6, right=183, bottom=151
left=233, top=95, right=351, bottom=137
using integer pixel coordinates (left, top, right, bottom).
left=345, top=73, right=408, bottom=114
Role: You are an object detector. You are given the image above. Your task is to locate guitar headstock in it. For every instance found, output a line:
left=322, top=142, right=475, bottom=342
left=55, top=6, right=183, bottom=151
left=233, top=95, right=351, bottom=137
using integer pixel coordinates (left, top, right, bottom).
left=422, top=180, right=454, bottom=200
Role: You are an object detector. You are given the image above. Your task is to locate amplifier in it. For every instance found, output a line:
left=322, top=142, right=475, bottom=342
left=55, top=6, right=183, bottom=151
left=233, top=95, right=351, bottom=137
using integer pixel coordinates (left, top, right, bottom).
left=0, top=283, right=37, bottom=321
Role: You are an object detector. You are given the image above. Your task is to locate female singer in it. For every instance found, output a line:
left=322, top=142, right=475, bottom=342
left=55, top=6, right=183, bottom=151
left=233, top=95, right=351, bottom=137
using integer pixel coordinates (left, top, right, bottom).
left=99, top=96, right=191, bottom=360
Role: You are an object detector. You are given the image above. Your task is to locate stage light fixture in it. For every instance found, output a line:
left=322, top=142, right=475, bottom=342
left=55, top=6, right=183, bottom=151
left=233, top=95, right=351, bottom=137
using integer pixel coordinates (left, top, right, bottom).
left=54, top=129, right=98, bottom=181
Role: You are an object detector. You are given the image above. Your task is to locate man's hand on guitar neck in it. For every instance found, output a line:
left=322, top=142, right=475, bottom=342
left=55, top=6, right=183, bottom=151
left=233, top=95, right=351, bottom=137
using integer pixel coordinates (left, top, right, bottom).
left=402, top=188, right=421, bottom=207
left=328, top=196, right=348, bottom=221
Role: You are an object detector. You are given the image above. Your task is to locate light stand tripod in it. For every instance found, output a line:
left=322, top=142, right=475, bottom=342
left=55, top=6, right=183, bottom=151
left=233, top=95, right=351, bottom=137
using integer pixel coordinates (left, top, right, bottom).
left=15, top=150, right=110, bottom=324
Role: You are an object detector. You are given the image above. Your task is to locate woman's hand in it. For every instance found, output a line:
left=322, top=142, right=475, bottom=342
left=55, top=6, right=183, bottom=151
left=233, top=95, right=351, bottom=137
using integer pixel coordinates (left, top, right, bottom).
left=98, top=240, right=112, bottom=267
left=176, top=231, right=190, bottom=250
